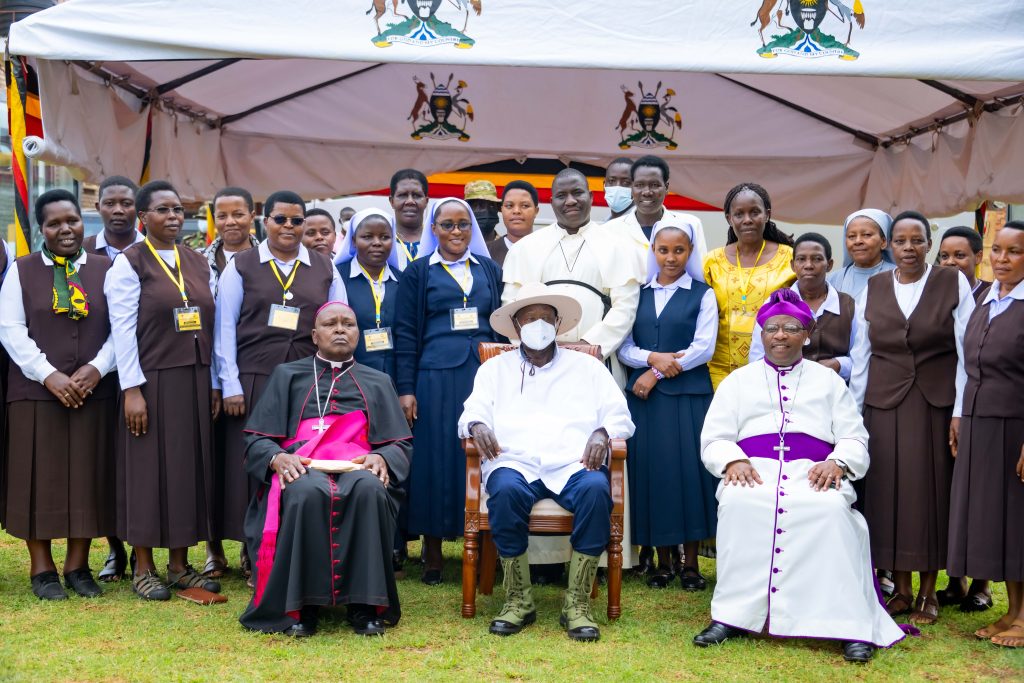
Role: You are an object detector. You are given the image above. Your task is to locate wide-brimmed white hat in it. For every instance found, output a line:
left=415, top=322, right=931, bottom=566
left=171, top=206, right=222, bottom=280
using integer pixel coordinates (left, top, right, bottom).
left=490, top=282, right=583, bottom=340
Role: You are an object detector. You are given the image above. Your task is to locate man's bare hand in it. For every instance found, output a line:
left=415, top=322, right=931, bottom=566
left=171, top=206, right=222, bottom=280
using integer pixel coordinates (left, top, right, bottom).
left=808, top=460, right=844, bottom=491
left=580, top=428, right=609, bottom=471
left=353, top=453, right=389, bottom=487
left=724, top=460, right=763, bottom=487
left=272, top=453, right=311, bottom=490
left=470, top=422, right=502, bottom=460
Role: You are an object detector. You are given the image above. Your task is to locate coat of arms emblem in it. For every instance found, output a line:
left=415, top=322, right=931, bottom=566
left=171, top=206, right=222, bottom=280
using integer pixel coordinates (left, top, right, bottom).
left=615, top=82, right=681, bottom=151
left=408, top=74, right=473, bottom=142
left=369, top=0, right=480, bottom=48
left=753, top=0, right=865, bottom=60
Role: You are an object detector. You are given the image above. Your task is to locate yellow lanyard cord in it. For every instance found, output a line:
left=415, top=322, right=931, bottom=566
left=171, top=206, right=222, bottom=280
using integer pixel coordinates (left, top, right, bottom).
left=397, top=238, right=416, bottom=263
left=359, top=263, right=386, bottom=327
left=269, top=260, right=300, bottom=305
left=441, top=260, right=471, bottom=307
left=736, top=239, right=767, bottom=302
left=145, top=238, right=188, bottom=305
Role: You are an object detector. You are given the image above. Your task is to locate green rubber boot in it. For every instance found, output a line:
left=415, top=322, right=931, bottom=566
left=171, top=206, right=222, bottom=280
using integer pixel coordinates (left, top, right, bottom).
left=560, top=551, right=601, bottom=641
left=489, top=553, right=536, bottom=636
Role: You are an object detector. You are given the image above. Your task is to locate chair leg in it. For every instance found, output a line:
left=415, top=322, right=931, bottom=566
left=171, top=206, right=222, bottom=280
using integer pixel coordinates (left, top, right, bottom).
left=479, top=531, right=498, bottom=596
left=607, top=514, right=623, bottom=620
left=462, top=515, right=480, bottom=618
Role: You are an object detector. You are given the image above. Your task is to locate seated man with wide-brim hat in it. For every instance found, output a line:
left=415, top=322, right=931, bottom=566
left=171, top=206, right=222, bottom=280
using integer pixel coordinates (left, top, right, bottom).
left=458, top=283, right=635, bottom=641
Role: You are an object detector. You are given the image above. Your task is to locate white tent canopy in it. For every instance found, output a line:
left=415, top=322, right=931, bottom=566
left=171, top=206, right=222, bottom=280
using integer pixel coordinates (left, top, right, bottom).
left=9, top=0, right=1024, bottom=222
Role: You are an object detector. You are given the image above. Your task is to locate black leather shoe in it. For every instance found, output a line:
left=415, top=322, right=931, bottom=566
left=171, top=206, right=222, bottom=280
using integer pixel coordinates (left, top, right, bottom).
left=284, top=607, right=319, bottom=638
left=693, top=621, right=743, bottom=647
left=489, top=611, right=536, bottom=636
left=349, top=605, right=387, bottom=636
left=421, top=569, right=442, bottom=586
left=633, top=546, right=655, bottom=577
left=680, top=568, right=708, bottom=592
left=64, top=568, right=102, bottom=598
left=31, top=571, right=68, bottom=600
left=392, top=550, right=406, bottom=576
left=98, top=541, right=127, bottom=582
left=842, top=641, right=875, bottom=663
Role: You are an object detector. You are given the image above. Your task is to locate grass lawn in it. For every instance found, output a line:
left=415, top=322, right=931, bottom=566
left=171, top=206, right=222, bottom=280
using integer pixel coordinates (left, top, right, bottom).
left=0, top=534, right=1020, bottom=682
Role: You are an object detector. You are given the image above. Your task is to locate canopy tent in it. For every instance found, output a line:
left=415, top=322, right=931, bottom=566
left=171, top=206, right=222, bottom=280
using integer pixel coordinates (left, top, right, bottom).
left=7, top=0, right=1024, bottom=232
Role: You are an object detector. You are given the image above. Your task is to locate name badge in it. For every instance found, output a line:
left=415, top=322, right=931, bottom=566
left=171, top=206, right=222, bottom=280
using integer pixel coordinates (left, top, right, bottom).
left=174, top=306, right=202, bottom=332
left=450, top=307, right=479, bottom=331
left=268, top=304, right=301, bottom=331
left=364, top=327, right=394, bottom=352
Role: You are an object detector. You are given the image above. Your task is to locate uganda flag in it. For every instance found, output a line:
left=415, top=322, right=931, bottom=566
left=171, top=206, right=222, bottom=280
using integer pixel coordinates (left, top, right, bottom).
left=5, top=56, right=42, bottom=256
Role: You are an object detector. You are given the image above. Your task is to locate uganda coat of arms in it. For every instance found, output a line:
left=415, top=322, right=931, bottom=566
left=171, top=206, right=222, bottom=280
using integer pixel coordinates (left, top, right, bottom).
left=369, top=0, right=480, bottom=48
left=616, top=82, right=681, bottom=150
left=408, top=74, right=473, bottom=142
left=753, top=0, right=865, bottom=60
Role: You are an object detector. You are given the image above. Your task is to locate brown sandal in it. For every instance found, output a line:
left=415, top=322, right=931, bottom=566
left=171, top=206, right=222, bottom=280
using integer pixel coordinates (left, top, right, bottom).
left=975, top=617, right=1014, bottom=640
left=202, top=556, right=228, bottom=578
left=908, top=596, right=940, bottom=626
left=991, top=623, right=1024, bottom=648
left=885, top=592, right=913, bottom=616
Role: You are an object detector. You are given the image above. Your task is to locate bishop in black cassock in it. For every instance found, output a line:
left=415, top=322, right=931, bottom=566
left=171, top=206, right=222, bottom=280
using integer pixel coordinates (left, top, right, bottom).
left=239, top=302, right=412, bottom=637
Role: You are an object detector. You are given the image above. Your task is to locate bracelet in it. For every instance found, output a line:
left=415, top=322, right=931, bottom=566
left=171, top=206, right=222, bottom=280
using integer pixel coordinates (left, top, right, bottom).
left=651, top=367, right=665, bottom=380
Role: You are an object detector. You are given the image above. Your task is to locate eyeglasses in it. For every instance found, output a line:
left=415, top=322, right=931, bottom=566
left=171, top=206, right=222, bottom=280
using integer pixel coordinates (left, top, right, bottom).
left=147, top=206, right=185, bottom=216
left=436, top=221, right=472, bottom=232
left=763, top=323, right=805, bottom=335
left=270, top=215, right=305, bottom=227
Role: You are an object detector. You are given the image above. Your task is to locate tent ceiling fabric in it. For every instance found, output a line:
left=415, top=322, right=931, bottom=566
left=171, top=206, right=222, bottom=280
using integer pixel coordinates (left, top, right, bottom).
left=9, top=0, right=1024, bottom=222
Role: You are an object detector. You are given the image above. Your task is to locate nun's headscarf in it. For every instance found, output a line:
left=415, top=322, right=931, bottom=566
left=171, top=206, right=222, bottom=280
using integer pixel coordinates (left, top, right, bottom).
left=841, top=209, right=894, bottom=267
left=419, top=197, right=491, bottom=260
left=646, top=217, right=706, bottom=284
left=334, top=208, right=401, bottom=270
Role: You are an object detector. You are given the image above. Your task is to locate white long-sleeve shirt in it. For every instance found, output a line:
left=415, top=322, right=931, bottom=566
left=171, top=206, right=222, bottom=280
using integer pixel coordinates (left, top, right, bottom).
left=105, top=248, right=220, bottom=391
left=748, top=281, right=858, bottom=381
left=849, top=265, right=974, bottom=415
left=0, top=253, right=116, bottom=383
left=617, top=274, right=718, bottom=371
left=458, top=346, right=635, bottom=494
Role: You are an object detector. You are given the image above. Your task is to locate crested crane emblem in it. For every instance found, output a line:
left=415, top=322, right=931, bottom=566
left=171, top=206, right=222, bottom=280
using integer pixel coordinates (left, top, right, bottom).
left=369, top=0, right=480, bottom=48
left=752, top=0, right=865, bottom=60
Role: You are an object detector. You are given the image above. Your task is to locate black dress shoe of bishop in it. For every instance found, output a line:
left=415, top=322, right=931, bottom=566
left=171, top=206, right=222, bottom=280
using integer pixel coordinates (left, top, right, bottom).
left=348, top=604, right=387, bottom=636
left=693, top=621, right=744, bottom=647
left=31, top=571, right=68, bottom=601
left=283, top=606, right=319, bottom=638
left=64, top=568, right=103, bottom=598
left=842, top=641, right=875, bottom=663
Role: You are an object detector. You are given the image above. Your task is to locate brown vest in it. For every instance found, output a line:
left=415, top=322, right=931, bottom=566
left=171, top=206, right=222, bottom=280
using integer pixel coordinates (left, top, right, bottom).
left=961, top=296, right=1024, bottom=419
left=81, top=234, right=104, bottom=256
left=121, top=242, right=214, bottom=371
left=232, top=246, right=334, bottom=375
left=6, top=252, right=117, bottom=402
left=863, top=266, right=959, bottom=409
left=804, top=290, right=855, bottom=363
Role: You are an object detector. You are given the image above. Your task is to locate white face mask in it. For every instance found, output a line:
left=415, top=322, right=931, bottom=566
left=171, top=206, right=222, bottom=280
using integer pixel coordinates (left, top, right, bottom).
left=518, top=319, right=557, bottom=351
left=604, top=185, right=633, bottom=214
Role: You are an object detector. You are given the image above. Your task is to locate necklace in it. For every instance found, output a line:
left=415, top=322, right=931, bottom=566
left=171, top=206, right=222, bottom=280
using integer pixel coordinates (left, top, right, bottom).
left=763, top=361, right=804, bottom=458
left=557, top=238, right=586, bottom=273
left=735, top=240, right=767, bottom=302
left=312, top=355, right=350, bottom=433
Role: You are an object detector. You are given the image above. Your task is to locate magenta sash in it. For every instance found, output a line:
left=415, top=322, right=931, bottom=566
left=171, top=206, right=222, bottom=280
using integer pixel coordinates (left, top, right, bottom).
left=253, top=411, right=372, bottom=608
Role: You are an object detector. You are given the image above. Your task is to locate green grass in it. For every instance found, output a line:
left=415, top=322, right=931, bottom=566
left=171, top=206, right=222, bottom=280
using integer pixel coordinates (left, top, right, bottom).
left=0, top=534, right=1020, bottom=682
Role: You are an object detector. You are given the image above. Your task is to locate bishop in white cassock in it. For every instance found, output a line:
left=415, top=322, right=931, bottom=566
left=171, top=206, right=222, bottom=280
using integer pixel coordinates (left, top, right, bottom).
left=694, top=288, right=905, bottom=664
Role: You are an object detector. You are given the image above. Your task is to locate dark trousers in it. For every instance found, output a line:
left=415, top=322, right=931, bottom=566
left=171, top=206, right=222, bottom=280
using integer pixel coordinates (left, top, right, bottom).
left=486, top=466, right=611, bottom=558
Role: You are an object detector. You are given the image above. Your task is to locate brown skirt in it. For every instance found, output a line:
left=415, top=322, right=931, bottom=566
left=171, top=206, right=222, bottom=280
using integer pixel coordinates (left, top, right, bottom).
left=3, top=398, right=117, bottom=540
left=117, top=364, right=213, bottom=548
left=213, top=372, right=268, bottom=541
left=861, top=384, right=954, bottom=571
left=947, top=415, right=1024, bottom=582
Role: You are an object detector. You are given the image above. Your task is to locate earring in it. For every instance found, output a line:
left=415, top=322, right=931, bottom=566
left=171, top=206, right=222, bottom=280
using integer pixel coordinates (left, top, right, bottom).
left=803, top=338, right=811, bottom=347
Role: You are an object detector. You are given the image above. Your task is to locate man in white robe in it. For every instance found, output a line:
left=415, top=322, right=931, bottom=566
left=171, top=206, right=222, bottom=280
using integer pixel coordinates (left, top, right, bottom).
left=459, top=284, right=634, bottom=641
left=695, top=288, right=905, bottom=663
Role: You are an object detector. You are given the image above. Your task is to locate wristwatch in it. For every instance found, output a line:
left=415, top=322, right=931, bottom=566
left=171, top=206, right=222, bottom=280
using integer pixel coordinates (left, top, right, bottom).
left=832, top=459, right=849, bottom=477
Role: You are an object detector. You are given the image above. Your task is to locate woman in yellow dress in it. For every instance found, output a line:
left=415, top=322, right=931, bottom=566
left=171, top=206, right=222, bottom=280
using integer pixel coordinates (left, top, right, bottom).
left=703, top=183, right=796, bottom=389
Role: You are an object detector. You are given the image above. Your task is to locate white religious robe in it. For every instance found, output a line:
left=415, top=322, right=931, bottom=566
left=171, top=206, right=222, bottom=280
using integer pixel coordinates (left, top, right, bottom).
left=602, top=206, right=709, bottom=283
left=458, top=346, right=636, bottom=566
left=701, top=359, right=905, bottom=647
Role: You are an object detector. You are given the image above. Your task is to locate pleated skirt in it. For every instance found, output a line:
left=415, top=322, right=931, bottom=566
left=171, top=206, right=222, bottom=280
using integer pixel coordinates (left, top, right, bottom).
left=3, top=398, right=117, bottom=540
left=627, top=390, right=717, bottom=547
left=947, top=415, right=1024, bottom=582
left=117, top=364, right=214, bottom=549
left=406, top=360, right=478, bottom=538
left=214, top=372, right=269, bottom=541
left=861, top=384, right=953, bottom=571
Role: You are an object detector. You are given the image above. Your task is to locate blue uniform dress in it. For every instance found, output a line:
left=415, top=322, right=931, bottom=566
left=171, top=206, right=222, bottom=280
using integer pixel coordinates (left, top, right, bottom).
left=395, top=254, right=501, bottom=538
left=625, top=281, right=718, bottom=547
left=339, top=260, right=401, bottom=382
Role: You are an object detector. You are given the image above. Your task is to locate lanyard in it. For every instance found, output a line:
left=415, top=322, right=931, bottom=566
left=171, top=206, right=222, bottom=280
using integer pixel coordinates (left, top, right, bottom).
left=359, top=263, right=386, bottom=327
left=269, top=260, right=300, bottom=305
left=397, top=238, right=416, bottom=263
left=736, top=239, right=767, bottom=302
left=441, top=260, right=471, bottom=307
left=145, top=238, right=188, bottom=305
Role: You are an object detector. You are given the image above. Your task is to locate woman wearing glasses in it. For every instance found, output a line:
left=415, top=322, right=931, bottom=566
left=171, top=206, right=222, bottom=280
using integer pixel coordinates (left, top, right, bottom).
left=394, top=198, right=502, bottom=585
left=212, top=191, right=345, bottom=582
left=104, top=180, right=222, bottom=600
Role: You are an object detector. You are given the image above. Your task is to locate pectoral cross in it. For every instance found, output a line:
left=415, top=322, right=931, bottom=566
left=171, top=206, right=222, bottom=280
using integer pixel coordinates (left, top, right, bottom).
left=312, top=418, right=328, bottom=434
left=773, top=437, right=790, bottom=456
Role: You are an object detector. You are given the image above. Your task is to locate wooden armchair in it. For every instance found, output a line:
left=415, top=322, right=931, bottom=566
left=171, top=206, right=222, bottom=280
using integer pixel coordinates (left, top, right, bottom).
left=461, top=342, right=627, bottom=621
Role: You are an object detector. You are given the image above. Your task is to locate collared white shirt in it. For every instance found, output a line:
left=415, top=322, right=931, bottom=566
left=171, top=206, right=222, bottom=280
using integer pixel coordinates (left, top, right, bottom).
left=0, top=251, right=116, bottom=383
left=105, top=246, right=220, bottom=391
left=428, top=249, right=478, bottom=295
left=458, top=346, right=634, bottom=494
left=748, top=281, right=858, bottom=381
left=617, top=273, right=719, bottom=372
left=349, top=258, right=397, bottom=289
left=94, top=229, right=145, bottom=261
left=981, top=279, right=1024, bottom=321
left=214, top=240, right=347, bottom=398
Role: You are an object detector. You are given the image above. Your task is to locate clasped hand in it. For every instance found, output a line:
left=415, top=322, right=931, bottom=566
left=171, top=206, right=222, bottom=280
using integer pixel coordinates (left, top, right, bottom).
left=470, top=424, right=608, bottom=471
left=44, top=365, right=101, bottom=409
